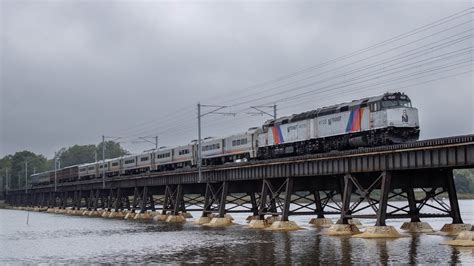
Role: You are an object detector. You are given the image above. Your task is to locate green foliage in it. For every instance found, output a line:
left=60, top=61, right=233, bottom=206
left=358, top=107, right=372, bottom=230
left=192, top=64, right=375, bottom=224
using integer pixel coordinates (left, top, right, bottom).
left=58, top=145, right=97, bottom=167
left=1, top=141, right=128, bottom=190
left=0, top=151, right=48, bottom=189
left=454, top=169, right=474, bottom=193
left=58, top=141, right=129, bottom=167
left=95, top=141, right=130, bottom=161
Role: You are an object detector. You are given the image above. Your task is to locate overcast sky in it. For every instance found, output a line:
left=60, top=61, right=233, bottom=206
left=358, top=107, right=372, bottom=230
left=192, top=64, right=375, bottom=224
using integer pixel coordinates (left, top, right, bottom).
left=1, top=0, right=473, bottom=158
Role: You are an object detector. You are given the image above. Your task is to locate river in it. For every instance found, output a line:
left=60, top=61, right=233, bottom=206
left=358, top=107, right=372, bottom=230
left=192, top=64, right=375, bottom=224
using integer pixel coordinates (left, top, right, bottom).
left=1, top=200, right=473, bottom=264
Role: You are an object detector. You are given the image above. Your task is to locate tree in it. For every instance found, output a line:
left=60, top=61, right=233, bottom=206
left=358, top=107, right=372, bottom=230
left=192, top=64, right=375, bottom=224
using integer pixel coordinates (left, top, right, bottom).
left=58, top=145, right=97, bottom=167
left=57, top=141, right=129, bottom=168
left=96, top=141, right=129, bottom=160
left=1, top=151, right=48, bottom=189
left=454, top=169, right=474, bottom=193
left=454, top=174, right=471, bottom=193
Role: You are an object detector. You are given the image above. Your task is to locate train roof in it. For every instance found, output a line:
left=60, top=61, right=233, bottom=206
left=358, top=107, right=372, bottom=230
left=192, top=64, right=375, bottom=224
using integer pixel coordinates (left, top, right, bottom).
left=264, top=92, right=410, bottom=126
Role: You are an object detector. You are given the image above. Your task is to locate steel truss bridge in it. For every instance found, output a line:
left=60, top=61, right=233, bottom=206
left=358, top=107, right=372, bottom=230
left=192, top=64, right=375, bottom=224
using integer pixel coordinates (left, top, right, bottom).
left=5, top=135, right=474, bottom=228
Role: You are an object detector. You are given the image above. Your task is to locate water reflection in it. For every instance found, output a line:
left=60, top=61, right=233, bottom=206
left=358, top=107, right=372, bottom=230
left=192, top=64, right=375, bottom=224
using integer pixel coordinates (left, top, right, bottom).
left=1, top=204, right=474, bottom=264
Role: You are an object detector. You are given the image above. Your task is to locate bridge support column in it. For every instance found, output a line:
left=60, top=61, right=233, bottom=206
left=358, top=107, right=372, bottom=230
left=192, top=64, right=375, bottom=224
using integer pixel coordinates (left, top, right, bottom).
left=57, top=192, right=68, bottom=214
left=165, top=184, right=186, bottom=223
left=245, top=192, right=260, bottom=223
left=440, top=170, right=472, bottom=236
left=109, top=188, right=127, bottom=219
left=101, top=189, right=114, bottom=217
left=46, top=192, right=55, bottom=212
left=125, top=187, right=139, bottom=219
left=134, top=186, right=155, bottom=220
left=69, top=190, right=83, bottom=215
left=400, top=187, right=434, bottom=233
left=195, top=183, right=213, bottom=224
left=268, top=177, right=301, bottom=231
left=83, top=190, right=93, bottom=215
left=87, top=189, right=103, bottom=217
left=355, top=171, right=401, bottom=238
left=327, top=174, right=360, bottom=236
left=248, top=179, right=271, bottom=229
left=206, top=181, right=233, bottom=227
left=309, top=191, right=334, bottom=227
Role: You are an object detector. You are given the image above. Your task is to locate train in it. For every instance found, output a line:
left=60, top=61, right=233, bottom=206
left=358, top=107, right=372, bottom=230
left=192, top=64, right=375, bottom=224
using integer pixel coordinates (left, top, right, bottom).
left=30, top=92, right=420, bottom=186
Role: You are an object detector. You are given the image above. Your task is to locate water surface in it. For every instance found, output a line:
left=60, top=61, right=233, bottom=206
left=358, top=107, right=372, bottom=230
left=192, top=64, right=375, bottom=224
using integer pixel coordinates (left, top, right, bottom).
left=1, top=200, right=473, bottom=264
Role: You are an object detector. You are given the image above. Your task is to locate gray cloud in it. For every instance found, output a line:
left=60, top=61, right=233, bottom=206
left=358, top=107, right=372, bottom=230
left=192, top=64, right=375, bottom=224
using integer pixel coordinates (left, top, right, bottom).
left=1, top=0, right=472, bottom=158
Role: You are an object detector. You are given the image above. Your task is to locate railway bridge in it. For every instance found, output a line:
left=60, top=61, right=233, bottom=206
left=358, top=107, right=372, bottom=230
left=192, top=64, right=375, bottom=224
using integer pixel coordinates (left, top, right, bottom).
left=4, top=135, right=474, bottom=239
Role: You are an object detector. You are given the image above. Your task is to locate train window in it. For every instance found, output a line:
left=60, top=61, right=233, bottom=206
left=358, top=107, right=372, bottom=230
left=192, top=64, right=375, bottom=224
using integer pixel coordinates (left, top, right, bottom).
left=381, top=99, right=411, bottom=109
left=88, top=166, right=94, bottom=170
left=112, top=162, right=119, bottom=166
left=179, top=149, right=189, bottom=155
left=140, top=157, right=149, bottom=162
left=158, top=152, right=170, bottom=158
left=399, top=100, right=412, bottom=107
left=381, top=100, right=398, bottom=109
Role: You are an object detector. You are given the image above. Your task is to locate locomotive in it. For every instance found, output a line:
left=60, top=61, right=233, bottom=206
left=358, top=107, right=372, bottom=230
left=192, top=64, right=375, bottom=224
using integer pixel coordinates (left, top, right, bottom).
left=30, top=92, right=419, bottom=186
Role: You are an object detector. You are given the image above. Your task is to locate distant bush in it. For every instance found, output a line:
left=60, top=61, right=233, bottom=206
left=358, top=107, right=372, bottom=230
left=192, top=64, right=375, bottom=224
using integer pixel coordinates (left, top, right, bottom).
left=454, top=169, right=474, bottom=193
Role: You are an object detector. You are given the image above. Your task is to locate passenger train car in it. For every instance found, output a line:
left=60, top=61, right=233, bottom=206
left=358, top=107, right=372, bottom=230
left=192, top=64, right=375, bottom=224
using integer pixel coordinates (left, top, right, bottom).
left=30, top=92, right=419, bottom=186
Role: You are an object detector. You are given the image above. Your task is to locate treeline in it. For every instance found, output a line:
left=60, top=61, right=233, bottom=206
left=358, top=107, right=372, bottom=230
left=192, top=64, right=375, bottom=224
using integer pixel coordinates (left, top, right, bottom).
left=454, top=169, right=474, bottom=194
left=0, top=141, right=128, bottom=189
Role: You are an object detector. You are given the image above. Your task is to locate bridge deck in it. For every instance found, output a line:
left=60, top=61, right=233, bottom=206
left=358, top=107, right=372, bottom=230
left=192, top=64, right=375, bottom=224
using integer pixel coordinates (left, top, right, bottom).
left=19, top=134, right=474, bottom=192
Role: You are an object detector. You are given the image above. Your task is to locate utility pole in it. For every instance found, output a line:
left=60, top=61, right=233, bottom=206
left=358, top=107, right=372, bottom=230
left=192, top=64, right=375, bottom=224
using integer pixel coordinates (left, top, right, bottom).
left=197, top=103, right=202, bottom=183
left=102, top=135, right=105, bottom=189
left=101, top=135, right=121, bottom=189
left=248, top=104, right=277, bottom=120
left=197, top=103, right=236, bottom=183
left=5, top=168, right=9, bottom=194
left=54, top=157, right=58, bottom=192
left=25, top=160, right=28, bottom=193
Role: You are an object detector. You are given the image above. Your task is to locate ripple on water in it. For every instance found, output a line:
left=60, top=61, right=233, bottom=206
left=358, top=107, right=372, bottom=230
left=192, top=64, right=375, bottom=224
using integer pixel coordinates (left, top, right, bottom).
left=1, top=200, right=473, bottom=264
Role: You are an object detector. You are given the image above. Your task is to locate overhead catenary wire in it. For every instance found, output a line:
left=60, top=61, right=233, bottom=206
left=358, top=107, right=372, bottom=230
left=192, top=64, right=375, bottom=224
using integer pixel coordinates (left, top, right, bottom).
left=115, top=8, right=473, bottom=153
left=153, top=46, right=473, bottom=136
left=121, top=31, right=473, bottom=141
left=115, top=9, right=472, bottom=140
left=153, top=54, right=471, bottom=141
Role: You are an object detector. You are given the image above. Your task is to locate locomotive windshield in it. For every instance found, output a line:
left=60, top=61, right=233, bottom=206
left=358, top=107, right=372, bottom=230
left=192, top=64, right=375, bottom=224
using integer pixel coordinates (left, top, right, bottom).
left=380, top=94, right=412, bottom=109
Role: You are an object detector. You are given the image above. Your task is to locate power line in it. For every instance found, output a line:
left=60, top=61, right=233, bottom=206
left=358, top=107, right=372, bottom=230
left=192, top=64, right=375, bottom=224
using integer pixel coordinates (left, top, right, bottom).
left=112, top=8, right=472, bottom=139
